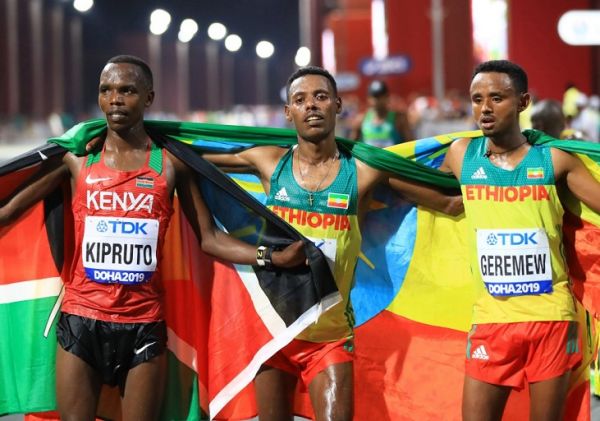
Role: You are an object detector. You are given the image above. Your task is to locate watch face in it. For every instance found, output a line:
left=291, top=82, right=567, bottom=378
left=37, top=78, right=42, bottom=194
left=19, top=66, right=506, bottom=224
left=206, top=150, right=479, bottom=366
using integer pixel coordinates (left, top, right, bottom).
left=257, top=247, right=266, bottom=259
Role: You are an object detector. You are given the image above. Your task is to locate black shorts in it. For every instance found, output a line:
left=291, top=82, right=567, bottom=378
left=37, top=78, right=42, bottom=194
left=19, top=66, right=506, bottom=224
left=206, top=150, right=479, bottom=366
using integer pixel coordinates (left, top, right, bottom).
left=56, top=312, right=167, bottom=387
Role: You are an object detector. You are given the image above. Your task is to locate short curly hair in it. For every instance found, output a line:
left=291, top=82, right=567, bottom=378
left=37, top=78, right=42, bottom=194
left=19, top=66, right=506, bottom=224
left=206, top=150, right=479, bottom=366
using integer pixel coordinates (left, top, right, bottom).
left=472, top=60, right=528, bottom=94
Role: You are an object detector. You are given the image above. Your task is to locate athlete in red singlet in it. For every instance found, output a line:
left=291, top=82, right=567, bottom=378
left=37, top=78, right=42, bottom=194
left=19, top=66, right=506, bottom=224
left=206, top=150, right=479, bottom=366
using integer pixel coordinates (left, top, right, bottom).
left=64, top=142, right=173, bottom=323
left=0, top=55, right=305, bottom=420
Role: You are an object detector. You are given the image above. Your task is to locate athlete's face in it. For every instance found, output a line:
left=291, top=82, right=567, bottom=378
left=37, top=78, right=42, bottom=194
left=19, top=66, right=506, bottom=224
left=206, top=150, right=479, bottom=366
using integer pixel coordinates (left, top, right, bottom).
left=98, top=63, right=154, bottom=133
left=470, top=72, right=529, bottom=137
left=285, top=74, right=341, bottom=143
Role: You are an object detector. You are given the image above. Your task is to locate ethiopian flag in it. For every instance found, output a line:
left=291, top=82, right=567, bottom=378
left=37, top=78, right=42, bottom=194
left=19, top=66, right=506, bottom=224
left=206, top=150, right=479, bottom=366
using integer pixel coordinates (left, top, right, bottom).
left=2, top=121, right=600, bottom=420
left=327, top=192, right=350, bottom=209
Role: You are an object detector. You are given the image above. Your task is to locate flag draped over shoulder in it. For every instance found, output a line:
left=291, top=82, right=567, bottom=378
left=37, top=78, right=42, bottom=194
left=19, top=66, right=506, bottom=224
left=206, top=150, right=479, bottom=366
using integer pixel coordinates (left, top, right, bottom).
left=0, top=128, right=339, bottom=420
left=352, top=130, right=600, bottom=421
left=1, top=120, right=599, bottom=420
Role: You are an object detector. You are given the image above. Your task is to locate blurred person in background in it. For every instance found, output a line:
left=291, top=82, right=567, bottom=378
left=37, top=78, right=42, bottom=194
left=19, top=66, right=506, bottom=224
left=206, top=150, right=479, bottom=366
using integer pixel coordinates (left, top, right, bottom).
left=571, top=94, right=600, bottom=143
left=562, top=83, right=581, bottom=127
left=530, top=99, right=565, bottom=139
left=351, top=80, right=412, bottom=147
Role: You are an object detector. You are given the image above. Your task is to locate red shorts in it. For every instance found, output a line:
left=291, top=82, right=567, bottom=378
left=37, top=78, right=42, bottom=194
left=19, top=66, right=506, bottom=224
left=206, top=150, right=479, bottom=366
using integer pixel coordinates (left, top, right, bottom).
left=264, top=337, right=354, bottom=387
left=465, top=321, right=581, bottom=389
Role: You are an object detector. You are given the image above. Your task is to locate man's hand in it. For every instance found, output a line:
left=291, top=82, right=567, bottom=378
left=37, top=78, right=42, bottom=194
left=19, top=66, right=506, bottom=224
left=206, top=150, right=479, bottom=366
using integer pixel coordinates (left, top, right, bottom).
left=445, top=195, right=464, bottom=216
left=86, top=136, right=105, bottom=153
left=272, top=240, right=307, bottom=268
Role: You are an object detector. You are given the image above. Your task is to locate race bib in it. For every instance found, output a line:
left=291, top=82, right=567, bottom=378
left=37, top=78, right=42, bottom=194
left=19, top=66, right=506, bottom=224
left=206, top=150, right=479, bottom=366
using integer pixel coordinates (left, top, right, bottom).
left=308, top=236, right=338, bottom=273
left=82, top=216, right=159, bottom=284
left=476, top=228, right=553, bottom=296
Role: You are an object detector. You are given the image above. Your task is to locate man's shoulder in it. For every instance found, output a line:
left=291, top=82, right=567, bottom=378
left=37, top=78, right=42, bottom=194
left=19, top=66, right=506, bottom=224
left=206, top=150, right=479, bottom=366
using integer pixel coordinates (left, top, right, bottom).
left=449, top=136, right=476, bottom=152
left=248, top=144, right=290, bottom=161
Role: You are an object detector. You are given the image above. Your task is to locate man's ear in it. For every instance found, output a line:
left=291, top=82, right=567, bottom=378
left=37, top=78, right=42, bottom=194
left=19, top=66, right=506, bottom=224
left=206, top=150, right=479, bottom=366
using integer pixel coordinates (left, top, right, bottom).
left=336, top=96, right=342, bottom=115
left=145, top=90, right=155, bottom=108
left=518, top=93, right=531, bottom=113
left=284, top=104, right=292, bottom=121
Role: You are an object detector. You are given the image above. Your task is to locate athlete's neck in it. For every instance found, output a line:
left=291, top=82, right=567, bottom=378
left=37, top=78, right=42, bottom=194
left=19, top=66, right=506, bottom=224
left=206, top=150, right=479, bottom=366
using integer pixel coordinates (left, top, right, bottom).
left=106, top=125, right=149, bottom=153
left=296, top=138, right=338, bottom=165
left=486, top=129, right=527, bottom=152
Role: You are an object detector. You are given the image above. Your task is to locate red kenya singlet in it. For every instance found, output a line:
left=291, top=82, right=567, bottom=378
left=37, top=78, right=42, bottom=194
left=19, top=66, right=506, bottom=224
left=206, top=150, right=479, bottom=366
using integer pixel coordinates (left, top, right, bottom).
left=63, top=142, right=173, bottom=323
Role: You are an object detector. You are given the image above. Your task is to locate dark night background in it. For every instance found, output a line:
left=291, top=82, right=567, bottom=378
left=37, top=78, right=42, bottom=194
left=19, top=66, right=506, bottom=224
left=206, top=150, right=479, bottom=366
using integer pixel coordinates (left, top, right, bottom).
left=74, top=0, right=301, bottom=112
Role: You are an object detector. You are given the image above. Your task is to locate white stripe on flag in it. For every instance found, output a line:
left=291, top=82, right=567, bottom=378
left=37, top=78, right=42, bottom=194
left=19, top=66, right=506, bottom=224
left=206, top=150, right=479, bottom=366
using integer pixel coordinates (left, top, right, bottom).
left=208, top=290, right=342, bottom=419
left=167, top=327, right=209, bottom=411
left=234, top=265, right=287, bottom=337
left=167, top=327, right=198, bottom=372
left=0, top=277, right=63, bottom=304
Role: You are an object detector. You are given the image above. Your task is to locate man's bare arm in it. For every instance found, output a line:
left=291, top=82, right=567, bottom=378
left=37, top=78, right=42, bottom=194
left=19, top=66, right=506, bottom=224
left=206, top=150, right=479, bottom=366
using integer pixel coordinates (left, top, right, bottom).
left=0, top=156, right=69, bottom=225
left=387, top=177, right=463, bottom=216
left=553, top=148, right=600, bottom=214
left=357, top=157, right=463, bottom=216
left=171, top=154, right=305, bottom=268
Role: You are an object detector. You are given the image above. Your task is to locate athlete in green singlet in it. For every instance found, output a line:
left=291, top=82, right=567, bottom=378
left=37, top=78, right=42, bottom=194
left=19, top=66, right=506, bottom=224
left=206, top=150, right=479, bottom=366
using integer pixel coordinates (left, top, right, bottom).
left=204, top=66, right=463, bottom=421
left=441, top=60, right=600, bottom=421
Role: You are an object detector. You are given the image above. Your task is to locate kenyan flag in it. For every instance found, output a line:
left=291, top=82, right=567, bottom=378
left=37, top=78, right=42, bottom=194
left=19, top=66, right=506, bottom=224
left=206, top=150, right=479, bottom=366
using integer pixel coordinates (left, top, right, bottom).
left=0, top=200, right=61, bottom=415
left=0, top=142, right=338, bottom=420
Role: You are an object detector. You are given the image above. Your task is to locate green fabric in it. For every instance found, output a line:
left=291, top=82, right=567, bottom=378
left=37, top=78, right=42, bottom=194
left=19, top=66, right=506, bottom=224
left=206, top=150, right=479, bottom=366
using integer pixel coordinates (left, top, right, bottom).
left=86, top=150, right=101, bottom=166
left=0, top=297, right=57, bottom=415
left=49, top=120, right=600, bottom=191
left=48, top=119, right=460, bottom=189
left=149, top=141, right=163, bottom=175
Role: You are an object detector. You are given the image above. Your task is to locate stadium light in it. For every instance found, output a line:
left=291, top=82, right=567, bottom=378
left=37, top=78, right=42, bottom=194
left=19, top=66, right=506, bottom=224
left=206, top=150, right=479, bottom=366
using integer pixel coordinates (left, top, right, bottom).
left=225, top=34, right=242, bottom=52
left=178, top=19, right=198, bottom=43
left=295, top=47, right=311, bottom=66
left=256, top=40, right=274, bottom=59
left=73, top=0, right=93, bottom=13
left=150, top=9, right=171, bottom=35
left=207, top=22, right=227, bottom=41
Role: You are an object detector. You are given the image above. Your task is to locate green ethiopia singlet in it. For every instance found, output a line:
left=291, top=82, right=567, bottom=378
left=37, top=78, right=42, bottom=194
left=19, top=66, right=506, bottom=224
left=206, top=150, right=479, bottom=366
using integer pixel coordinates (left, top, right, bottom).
left=460, top=136, right=576, bottom=324
left=267, top=147, right=361, bottom=342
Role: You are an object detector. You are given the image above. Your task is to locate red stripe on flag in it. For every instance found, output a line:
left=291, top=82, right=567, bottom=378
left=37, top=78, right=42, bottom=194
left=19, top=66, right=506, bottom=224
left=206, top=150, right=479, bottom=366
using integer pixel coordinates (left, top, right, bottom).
left=0, top=202, right=59, bottom=285
left=162, top=206, right=277, bottom=416
left=563, top=211, right=600, bottom=318
left=327, top=201, right=349, bottom=209
left=0, top=166, right=38, bottom=200
left=353, top=311, right=538, bottom=420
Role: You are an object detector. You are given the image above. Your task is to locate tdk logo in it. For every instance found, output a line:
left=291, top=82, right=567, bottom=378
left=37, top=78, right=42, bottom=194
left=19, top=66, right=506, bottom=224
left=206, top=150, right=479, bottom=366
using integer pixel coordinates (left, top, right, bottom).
left=97, top=220, right=148, bottom=235
left=96, top=220, right=109, bottom=233
left=487, top=232, right=537, bottom=246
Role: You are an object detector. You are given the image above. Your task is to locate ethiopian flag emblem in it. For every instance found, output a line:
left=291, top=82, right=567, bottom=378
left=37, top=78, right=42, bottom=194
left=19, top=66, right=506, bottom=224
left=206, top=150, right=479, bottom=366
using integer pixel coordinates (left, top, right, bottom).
left=527, top=167, right=544, bottom=179
left=327, top=192, right=349, bottom=209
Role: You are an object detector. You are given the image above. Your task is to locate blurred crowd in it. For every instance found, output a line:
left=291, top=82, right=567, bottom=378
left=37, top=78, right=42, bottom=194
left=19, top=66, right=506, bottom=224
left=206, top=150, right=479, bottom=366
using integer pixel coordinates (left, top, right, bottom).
left=559, top=84, right=600, bottom=142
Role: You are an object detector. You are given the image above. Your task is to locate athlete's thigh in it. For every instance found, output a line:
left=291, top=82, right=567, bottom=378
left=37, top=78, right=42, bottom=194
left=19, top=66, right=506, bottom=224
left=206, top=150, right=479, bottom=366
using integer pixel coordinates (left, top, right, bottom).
left=121, top=353, right=167, bottom=421
left=462, top=375, right=511, bottom=421
left=308, top=361, right=353, bottom=421
left=255, top=365, right=297, bottom=421
left=529, top=371, right=571, bottom=421
left=56, top=345, right=102, bottom=421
